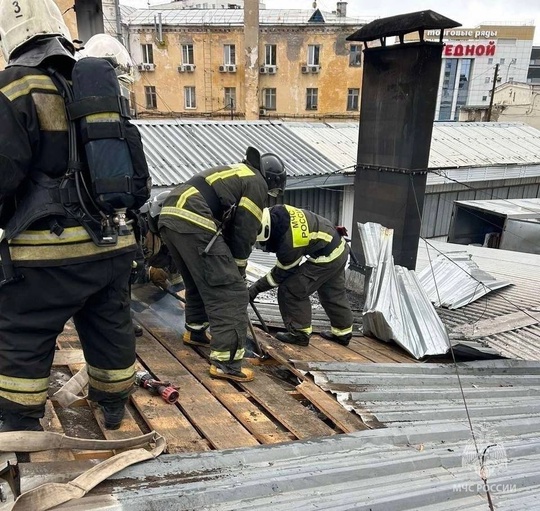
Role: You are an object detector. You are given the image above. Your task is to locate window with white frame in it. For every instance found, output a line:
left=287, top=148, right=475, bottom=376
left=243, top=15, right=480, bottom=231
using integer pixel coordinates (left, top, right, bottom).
left=184, top=86, right=196, bottom=109
left=265, top=44, right=277, bottom=66
left=141, top=44, right=154, bottom=64
left=144, top=86, right=157, bottom=109
left=225, top=87, right=236, bottom=109
left=347, top=88, right=359, bottom=111
left=307, top=45, right=320, bottom=66
left=224, top=44, right=236, bottom=65
left=349, top=45, right=361, bottom=66
left=306, top=88, right=318, bottom=110
left=182, top=44, right=194, bottom=65
left=263, top=88, right=276, bottom=110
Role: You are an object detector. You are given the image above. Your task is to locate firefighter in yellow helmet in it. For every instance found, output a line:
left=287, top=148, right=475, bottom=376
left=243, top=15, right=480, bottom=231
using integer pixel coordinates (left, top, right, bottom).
left=0, top=1, right=150, bottom=431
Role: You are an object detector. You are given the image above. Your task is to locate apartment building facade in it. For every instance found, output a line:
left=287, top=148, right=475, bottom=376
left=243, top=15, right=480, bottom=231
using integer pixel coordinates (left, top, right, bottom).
left=122, top=6, right=365, bottom=120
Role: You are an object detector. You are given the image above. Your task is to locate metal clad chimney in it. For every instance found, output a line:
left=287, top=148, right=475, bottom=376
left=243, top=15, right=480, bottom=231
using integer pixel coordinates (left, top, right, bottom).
left=347, top=11, right=461, bottom=270
left=336, top=2, right=347, bottom=18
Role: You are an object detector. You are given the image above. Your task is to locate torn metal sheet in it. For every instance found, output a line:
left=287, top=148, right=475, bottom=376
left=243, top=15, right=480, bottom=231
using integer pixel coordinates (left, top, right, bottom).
left=359, top=222, right=449, bottom=359
left=417, top=251, right=511, bottom=309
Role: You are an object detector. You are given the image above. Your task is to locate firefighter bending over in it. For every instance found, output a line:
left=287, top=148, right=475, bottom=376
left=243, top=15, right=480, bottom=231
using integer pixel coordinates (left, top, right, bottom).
left=249, top=205, right=353, bottom=347
left=0, top=1, right=151, bottom=432
left=158, top=148, right=286, bottom=382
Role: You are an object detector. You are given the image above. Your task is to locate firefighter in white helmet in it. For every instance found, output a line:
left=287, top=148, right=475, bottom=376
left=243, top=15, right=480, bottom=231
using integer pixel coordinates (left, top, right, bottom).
left=0, top=1, right=145, bottom=432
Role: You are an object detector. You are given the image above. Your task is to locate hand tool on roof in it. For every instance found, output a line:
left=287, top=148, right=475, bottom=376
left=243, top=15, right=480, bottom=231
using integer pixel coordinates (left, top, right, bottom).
left=248, top=300, right=271, bottom=361
left=250, top=299, right=270, bottom=333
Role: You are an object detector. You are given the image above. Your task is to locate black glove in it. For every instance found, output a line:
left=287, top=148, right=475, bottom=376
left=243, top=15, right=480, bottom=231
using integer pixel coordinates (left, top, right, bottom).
left=238, top=265, right=246, bottom=279
left=249, top=283, right=261, bottom=302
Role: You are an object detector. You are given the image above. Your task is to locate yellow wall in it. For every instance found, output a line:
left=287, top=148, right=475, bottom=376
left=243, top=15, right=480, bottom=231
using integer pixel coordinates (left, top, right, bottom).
left=130, top=25, right=363, bottom=120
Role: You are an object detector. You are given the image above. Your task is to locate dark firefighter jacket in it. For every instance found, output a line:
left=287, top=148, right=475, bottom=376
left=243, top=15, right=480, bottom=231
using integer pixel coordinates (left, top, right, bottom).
left=158, top=163, right=268, bottom=270
left=255, top=205, right=347, bottom=292
left=0, top=66, right=136, bottom=266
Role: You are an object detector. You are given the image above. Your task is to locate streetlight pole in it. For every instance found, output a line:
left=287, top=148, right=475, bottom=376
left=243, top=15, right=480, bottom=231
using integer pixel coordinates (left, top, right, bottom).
left=487, top=63, right=499, bottom=122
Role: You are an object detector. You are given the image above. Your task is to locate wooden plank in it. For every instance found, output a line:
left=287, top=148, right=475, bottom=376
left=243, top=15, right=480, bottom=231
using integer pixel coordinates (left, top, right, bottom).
left=131, top=361, right=210, bottom=453
left=355, top=336, right=417, bottom=363
left=347, top=338, right=400, bottom=363
left=30, top=401, right=75, bottom=463
left=309, top=336, right=372, bottom=363
left=133, top=323, right=258, bottom=450
left=297, top=380, right=369, bottom=433
left=239, top=373, right=336, bottom=440
left=453, top=308, right=540, bottom=340
left=154, top=335, right=293, bottom=444
left=52, top=349, right=85, bottom=366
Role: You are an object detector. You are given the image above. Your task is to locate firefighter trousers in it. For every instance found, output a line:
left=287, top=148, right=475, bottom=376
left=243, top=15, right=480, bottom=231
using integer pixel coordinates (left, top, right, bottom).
left=0, top=252, right=137, bottom=419
left=160, top=227, right=248, bottom=365
left=278, top=248, right=353, bottom=335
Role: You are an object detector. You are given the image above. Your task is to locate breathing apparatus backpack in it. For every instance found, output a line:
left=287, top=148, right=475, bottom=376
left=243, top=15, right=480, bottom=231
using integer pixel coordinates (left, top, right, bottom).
left=52, top=56, right=151, bottom=246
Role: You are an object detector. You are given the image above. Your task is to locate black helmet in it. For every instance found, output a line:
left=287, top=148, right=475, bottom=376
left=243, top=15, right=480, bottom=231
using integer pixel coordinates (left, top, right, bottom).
left=261, top=153, right=286, bottom=197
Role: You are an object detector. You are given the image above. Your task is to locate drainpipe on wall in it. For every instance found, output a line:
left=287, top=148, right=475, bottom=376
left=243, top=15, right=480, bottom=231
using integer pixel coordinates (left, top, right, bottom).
left=244, top=0, right=260, bottom=120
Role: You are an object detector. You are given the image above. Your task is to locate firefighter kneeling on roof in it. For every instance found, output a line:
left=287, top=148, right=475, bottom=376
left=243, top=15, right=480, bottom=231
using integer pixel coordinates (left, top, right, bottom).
left=249, top=205, right=354, bottom=347
left=0, top=1, right=151, bottom=432
left=157, top=147, right=286, bottom=382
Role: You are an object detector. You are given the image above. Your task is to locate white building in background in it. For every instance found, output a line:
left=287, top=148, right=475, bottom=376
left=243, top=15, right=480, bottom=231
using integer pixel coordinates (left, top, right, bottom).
left=412, top=22, right=536, bottom=121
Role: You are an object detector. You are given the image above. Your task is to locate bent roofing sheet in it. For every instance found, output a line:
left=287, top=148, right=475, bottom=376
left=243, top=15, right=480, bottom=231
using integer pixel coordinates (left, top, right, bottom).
left=417, top=240, right=540, bottom=360
left=133, top=120, right=340, bottom=186
left=454, top=198, right=540, bottom=219
left=125, top=8, right=367, bottom=26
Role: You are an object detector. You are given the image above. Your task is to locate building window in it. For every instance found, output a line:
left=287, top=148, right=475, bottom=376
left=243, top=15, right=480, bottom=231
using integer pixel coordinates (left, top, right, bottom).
left=349, top=44, right=361, bottom=66
left=488, top=57, right=493, bottom=65
left=265, top=44, right=277, bottom=66
left=184, top=86, right=196, bottom=109
left=485, top=76, right=490, bottom=83
left=306, top=88, right=318, bottom=110
left=482, top=95, right=487, bottom=101
left=500, top=58, right=505, bottom=65
left=141, top=44, right=154, bottom=64
left=224, top=87, right=236, bottom=109
left=347, top=88, right=359, bottom=111
left=144, top=86, right=157, bottom=109
left=182, top=44, right=194, bottom=65
left=224, top=44, right=236, bottom=65
left=263, top=88, right=276, bottom=110
left=307, top=45, right=320, bottom=66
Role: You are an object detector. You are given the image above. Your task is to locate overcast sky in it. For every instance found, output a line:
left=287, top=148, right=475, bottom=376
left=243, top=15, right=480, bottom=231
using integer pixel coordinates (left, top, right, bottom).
left=121, top=0, right=540, bottom=44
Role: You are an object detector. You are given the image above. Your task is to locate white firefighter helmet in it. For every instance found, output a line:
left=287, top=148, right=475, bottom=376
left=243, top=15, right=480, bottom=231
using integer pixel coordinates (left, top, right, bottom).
left=257, top=207, right=272, bottom=242
left=80, top=33, right=136, bottom=84
left=0, top=0, right=72, bottom=62
left=140, top=190, right=170, bottom=233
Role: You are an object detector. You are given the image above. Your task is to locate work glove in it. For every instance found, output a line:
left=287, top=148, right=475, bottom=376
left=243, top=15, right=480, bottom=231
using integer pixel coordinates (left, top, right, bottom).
left=249, top=280, right=266, bottom=302
left=149, top=266, right=170, bottom=291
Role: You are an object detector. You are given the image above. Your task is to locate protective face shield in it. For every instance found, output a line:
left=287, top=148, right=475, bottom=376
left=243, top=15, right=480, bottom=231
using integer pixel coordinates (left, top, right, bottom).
left=140, top=190, right=170, bottom=233
left=0, top=0, right=73, bottom=62
left=79, top=34, right=136, bottom=85
left=256, top=207, right=271, bottom=242
left=261, top=153, right=286, bottom=197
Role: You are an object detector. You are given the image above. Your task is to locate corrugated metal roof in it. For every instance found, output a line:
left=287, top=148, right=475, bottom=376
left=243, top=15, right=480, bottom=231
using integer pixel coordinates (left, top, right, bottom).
left=285, top=121, right=540, bottom=181
left=359, top=222, right=450, bottom=359
left=455, top=198, right=540, bottom=219
left=57, top=368, right=540, bottom=511
left=125, top=8, right=367, bottom=26
left=417, top=240, right=540, bottom=360
left=417, top=251, right=511, bottom=309
left=133, top=120, right=342, bottom=187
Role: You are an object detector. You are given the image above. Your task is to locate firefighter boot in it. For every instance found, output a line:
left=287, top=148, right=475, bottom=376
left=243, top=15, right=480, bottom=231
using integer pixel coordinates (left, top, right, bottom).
left=100, top=403, right=126, bottom=430
left=133, top=323, right=143, bottom=337
left=183, top=329, right=212, bottom=347
left=276, top=331, right=310, bottom=347
left=0, top=412, right=43, bottom=432
left=209, top=360, right=254, bottom=382
left=320, top=331, right=353, bottom=347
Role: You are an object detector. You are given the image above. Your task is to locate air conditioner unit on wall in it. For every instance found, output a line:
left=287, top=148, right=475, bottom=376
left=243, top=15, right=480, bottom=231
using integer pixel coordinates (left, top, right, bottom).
left=310, top=65, right=320, bottom=73
left=227, top=65, right=237, bottom=72
left=259, top=107, right=267, bottom=115
left=219, top=65, right=227, bottom=72
left=177, top=65, right=185, bottom=73
left=308, top=105, right=318, bottom=110
left=184, top=64, right=195, bottom=72
left=267, top=66, right=277, bottom=74
left=301, top=65, right=309, bottom=74
left=260, top=66, right=268, bottom=74
left=138, top=63, right=155, bottom=72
